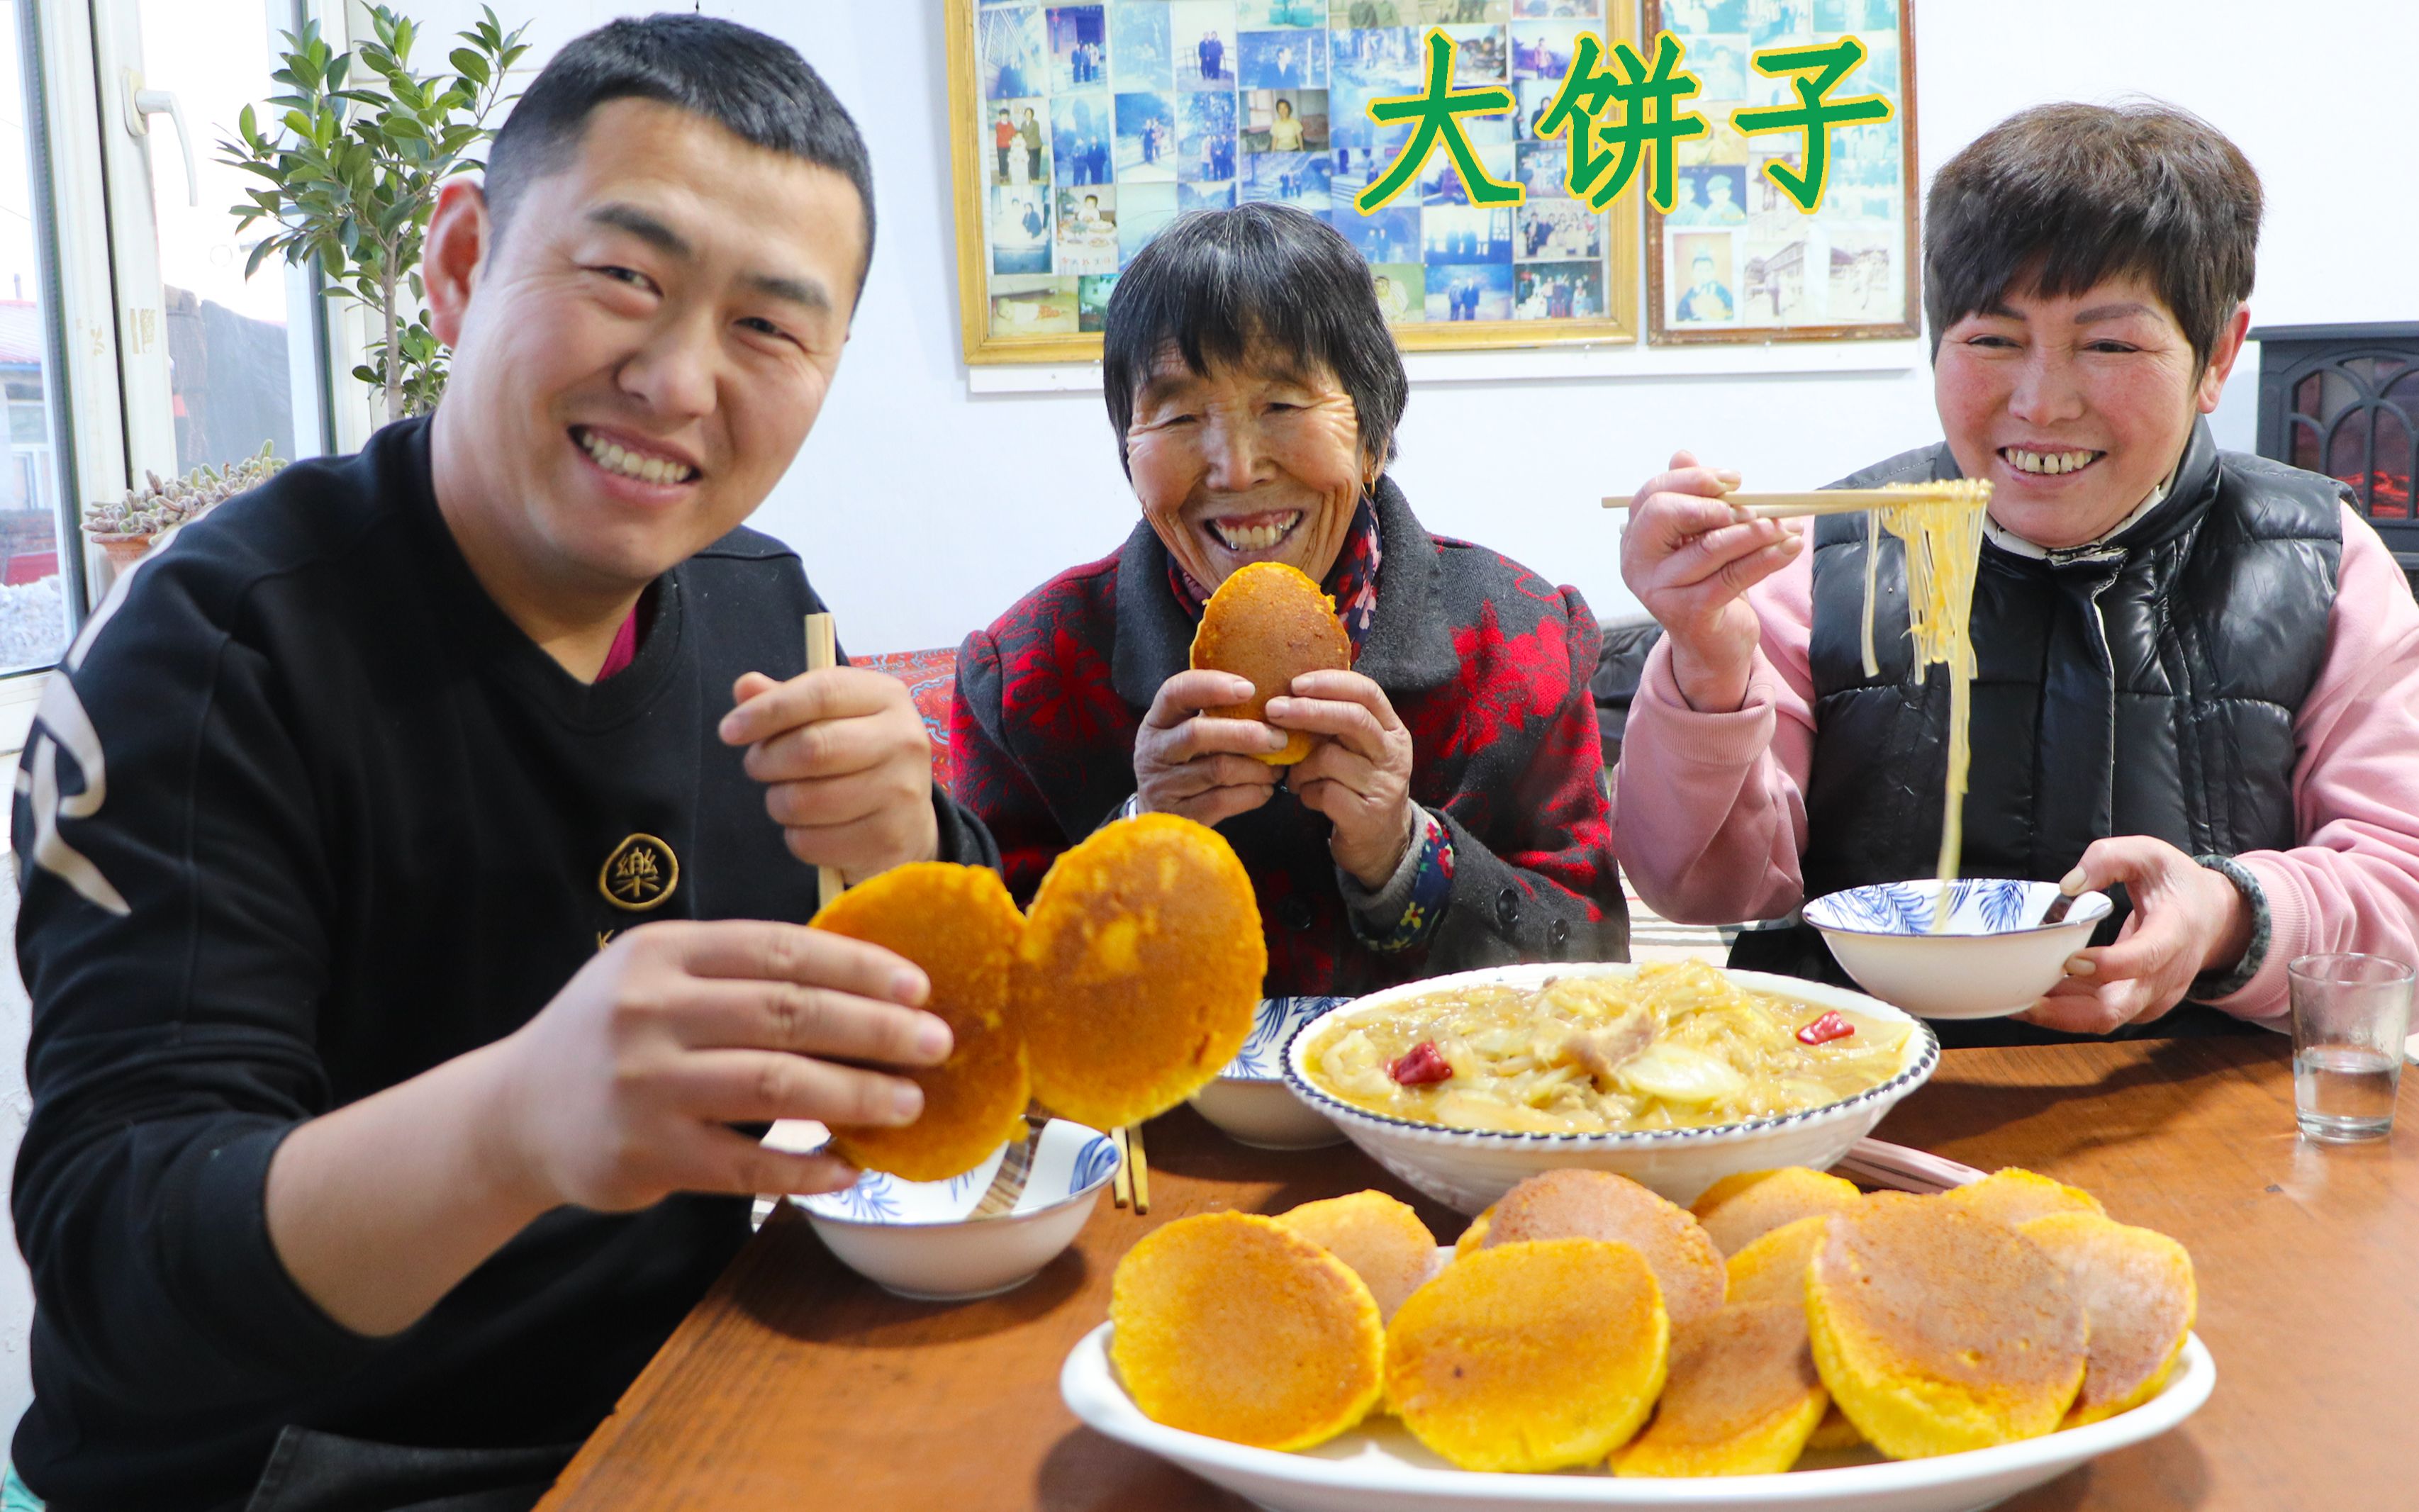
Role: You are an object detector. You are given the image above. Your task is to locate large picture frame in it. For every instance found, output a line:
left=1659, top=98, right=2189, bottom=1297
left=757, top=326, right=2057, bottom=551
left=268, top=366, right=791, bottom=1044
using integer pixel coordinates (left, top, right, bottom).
left=946, top=0, right=1642, bottom=366
left=1643, top=0, right=1919, bottom=345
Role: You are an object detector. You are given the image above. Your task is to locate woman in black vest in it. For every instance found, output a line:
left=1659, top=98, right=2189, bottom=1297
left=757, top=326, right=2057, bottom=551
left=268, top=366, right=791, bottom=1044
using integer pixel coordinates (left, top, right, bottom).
left=1611, top=103, right=2419, bottom=1044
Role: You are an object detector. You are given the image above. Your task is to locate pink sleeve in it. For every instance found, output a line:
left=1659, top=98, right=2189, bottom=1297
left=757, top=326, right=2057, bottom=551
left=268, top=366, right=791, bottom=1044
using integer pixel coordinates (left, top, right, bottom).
left=2206, top=508, right=2419, bottom=1021
left=1609, top=548, right=1819, bottom=925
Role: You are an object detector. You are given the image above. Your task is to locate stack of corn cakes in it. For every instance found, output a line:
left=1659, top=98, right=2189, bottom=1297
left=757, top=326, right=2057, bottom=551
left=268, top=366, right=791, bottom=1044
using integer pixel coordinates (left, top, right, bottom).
left=1107, top=1164, right=2196, bottom=1475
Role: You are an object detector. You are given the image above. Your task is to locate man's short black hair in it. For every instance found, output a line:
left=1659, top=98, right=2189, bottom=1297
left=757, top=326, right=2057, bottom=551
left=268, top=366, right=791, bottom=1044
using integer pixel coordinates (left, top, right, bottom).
left=1102, top=204, right=1407, bottom=474
left=483, top=15, right=876, bottom=287
left=1926, top=101, right=2259, bottom=371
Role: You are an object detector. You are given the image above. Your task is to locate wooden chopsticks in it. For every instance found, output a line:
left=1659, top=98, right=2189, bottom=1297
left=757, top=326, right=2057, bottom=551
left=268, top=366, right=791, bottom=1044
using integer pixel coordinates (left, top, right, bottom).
left=1109, top=1124, right=1150, bottom=1214
left=1601, top=483, right=1991, bottom=520
left=803, top=612, right=844, bottom=911
left=1831, top=1136, right=1985, bottom=1194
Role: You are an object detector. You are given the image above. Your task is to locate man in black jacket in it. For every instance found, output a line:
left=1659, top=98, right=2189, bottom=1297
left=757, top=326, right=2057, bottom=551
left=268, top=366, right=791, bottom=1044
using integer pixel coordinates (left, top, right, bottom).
left=9, top=18, right=990, bottom=1511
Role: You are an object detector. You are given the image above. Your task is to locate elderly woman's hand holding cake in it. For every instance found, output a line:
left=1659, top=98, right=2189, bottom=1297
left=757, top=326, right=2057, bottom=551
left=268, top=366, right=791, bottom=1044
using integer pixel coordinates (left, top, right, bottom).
left=954, top=204, right=1626, bottom=992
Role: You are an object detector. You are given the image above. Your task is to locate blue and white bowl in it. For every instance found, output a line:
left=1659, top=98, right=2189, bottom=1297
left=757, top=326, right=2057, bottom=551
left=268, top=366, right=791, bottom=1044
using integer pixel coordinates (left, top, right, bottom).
left=1284, top=964, right=1938, bottom=1212
left=1804, top=878, right=2115, bottom=1019
left=793, top=1116, right=1119, bottom=1301
left=1188, top=997, right=1348, bottom=1149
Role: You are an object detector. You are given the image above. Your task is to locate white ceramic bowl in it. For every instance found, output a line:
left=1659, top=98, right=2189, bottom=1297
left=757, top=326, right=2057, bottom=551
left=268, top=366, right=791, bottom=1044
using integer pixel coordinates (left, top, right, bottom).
left=1063, top=1321, right=2214, bottom=1512
left=793, top=1116, right=1118, bottom=1301
left=1804, top=879, right=2115, bottom=1020
left=1283, top=963, right=1938, bottom=1213
left=1189, top=997, right=1351, bottom=1150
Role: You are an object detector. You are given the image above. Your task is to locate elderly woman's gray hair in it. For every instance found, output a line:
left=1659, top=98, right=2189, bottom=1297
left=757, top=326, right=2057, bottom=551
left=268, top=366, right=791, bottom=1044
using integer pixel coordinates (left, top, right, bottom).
left=1101, top=203, right=1409, bottom=474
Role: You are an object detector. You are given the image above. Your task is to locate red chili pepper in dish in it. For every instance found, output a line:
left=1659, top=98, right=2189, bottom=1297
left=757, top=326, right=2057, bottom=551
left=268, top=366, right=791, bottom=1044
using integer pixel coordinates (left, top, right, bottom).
left=1796, top=1011, right=1855, bottom=1046
left=1388, top=1041, right=1454, bottom=1085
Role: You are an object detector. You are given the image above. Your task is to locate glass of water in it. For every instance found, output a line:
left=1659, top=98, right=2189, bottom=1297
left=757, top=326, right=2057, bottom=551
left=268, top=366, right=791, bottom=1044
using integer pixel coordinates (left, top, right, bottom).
left=2289, top=953, right=2414, bottom=1142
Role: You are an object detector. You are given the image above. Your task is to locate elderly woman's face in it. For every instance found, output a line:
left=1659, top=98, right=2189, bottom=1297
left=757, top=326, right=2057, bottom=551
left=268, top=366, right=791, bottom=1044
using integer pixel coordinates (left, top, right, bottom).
left=1935, top=272, right=2243, bottom=550
left=1125, top=345, right=1368, bottom=589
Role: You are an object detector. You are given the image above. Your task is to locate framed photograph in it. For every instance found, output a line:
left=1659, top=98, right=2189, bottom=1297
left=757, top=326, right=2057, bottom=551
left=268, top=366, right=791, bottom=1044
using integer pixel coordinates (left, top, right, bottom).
left=1644, top=0, right=1919, bottom=344
left=948, top=0, right=1640, bottom=364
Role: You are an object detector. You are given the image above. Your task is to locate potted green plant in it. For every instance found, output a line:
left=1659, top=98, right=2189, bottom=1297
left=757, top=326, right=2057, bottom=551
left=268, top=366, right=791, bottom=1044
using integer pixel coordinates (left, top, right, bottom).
left=83, top=442, right=288, bottom=569
left=220, top=5, right=529, bottom=423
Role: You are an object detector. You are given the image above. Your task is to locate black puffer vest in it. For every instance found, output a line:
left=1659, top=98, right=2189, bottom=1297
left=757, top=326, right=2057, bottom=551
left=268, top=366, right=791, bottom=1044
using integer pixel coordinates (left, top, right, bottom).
left=1730, top=420, right=2345, bottom=1041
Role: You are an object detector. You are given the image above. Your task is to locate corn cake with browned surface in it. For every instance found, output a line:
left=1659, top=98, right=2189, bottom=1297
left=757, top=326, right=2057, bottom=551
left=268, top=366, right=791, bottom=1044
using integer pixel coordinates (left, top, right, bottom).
left=1807, top=1194, right=2088, bottom=1457
left=1109, top=1212, right=1382, bottom=1450
left=1385, top=1238, right=1672, bottom=1472
left=1482, top=1168, right=1727, bottom=1327
left=1013, top=814, right=1264, bottom=1129
left=810, top=863, right=1029, bottom=1181
left=1188, top=561, right=1352, bottom=766
left=1692, top=1166, right=1864, bottom=1255
left=1615, top=1300, right=1829, bottom=1477
left=1275, top=1191, right=1438, bottom=1322
left=2021, top=1211, right=2197, bottom=1426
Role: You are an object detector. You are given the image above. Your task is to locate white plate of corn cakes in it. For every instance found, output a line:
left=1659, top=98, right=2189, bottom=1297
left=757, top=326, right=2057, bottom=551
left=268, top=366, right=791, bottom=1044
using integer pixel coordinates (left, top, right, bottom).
left=1063, top=1168, right=2214, bottom=1511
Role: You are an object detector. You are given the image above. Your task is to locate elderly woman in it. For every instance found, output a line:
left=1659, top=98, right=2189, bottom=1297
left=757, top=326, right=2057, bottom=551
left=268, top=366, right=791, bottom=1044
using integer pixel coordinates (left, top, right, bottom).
left=1614, top=103, right=2419, bottom=1043
left=954, top=204, right=1625, bottom=992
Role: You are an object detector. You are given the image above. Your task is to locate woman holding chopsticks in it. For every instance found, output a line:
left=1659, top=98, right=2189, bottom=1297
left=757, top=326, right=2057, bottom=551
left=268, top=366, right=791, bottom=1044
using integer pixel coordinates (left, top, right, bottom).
left=1611, top=102, right=2419, bottom=1043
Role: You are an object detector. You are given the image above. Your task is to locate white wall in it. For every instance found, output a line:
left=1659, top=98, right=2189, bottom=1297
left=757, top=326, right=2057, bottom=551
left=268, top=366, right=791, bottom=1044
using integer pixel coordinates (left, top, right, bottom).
left=0, top=0, right=2412, bottom=1447
left=389, top=0, right=2417, bottom=653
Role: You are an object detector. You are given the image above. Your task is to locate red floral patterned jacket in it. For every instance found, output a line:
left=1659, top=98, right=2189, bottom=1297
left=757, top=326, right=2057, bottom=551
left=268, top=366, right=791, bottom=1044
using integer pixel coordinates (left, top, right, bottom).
left=950, top=480, right=1629, bottom=996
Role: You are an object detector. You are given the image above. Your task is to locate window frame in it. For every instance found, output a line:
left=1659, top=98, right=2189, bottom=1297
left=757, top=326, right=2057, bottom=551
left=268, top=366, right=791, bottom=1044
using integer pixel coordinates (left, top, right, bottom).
left=0, top=0, right=348, bottom=717
left=16, top=0, right=118, bottom=668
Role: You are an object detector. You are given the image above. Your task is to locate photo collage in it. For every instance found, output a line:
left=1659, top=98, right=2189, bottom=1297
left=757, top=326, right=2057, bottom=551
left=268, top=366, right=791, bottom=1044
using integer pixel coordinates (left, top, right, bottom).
left=1648, top=0, right=1914, bottom=339
left=973, top=0, right=1625, bottom=341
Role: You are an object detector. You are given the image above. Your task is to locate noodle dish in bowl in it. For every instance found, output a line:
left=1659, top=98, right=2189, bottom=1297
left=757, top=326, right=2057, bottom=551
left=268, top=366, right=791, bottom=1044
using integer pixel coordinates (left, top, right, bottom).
left=1282, top=962, right=1937, bottom=1213
left=1804, top=878, right=2116, bottom=1021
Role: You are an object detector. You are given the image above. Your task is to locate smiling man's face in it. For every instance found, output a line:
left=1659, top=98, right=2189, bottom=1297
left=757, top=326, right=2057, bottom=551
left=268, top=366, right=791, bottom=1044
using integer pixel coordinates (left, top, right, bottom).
left=430, top=96, right=866, bottom=598
left=1934, top=272, right=2242, bottom=550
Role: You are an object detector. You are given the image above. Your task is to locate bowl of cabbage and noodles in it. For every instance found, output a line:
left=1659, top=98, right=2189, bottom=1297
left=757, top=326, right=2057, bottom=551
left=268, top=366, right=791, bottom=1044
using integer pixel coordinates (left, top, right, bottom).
left=1282, top=961, right=1938, bottom=1214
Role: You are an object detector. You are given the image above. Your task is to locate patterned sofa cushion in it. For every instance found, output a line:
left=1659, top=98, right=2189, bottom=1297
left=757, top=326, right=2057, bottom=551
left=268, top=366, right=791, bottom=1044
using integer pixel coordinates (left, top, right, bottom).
left=856, top=646, right=960, bottom=790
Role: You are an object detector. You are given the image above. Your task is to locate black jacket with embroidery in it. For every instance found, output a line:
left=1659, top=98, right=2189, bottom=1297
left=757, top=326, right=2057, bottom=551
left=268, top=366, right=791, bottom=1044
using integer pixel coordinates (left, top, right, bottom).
left=8, top=418, right=995, bottom=1510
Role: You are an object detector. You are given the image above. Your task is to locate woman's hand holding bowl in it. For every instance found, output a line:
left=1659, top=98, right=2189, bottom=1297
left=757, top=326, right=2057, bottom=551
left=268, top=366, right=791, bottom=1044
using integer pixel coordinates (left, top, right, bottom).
left=1266, top=670, right=1417, bottom=888
left=2020, top=835, right=2254, bottom=1034
left=1619, top=449, right=1801, bottom=715
left=1134, top=669, right=1286, bottom=826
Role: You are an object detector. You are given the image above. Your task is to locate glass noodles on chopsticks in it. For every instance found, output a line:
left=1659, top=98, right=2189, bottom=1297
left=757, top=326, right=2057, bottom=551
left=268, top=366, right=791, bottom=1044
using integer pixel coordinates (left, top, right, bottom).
left=1861, top=480, right=1993, bottom=924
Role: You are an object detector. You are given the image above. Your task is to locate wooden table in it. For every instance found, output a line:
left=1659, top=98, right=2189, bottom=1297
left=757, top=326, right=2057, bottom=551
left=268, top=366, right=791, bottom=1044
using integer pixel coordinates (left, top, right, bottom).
left=537, top=1037, right=2419, bottom=1510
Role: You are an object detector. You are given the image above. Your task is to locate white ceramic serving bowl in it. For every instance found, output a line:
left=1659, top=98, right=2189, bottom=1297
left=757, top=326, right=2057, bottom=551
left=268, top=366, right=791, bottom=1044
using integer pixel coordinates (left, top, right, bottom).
left=1804, top=879, right=2115, bottom=1020
left=1189, top=997, right=1351, bottom=1150
left=1282, top=963, right=1938, bottom=1214
left=1063, top=1321, right=2214, bottom=1512
left=793, top=1116, right=1119, bottom=1301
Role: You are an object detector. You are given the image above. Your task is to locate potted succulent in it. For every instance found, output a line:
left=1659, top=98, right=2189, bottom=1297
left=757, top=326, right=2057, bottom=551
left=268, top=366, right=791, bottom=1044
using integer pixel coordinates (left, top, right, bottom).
left=83, top=442, right=287, bottom=571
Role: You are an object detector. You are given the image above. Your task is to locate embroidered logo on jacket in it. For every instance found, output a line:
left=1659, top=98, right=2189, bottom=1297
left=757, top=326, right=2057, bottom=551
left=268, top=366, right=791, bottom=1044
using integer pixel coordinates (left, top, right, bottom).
left=599, top=834, right=679, bottom=911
